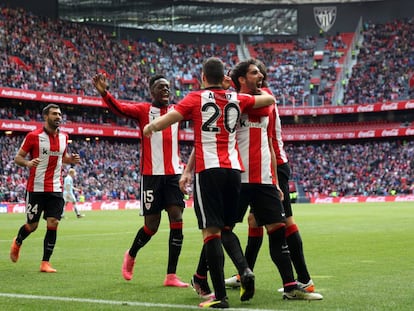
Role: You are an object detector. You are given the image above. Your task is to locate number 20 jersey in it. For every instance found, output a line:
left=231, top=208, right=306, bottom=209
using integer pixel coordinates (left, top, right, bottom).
left=174, top=88, right=258, bottom=174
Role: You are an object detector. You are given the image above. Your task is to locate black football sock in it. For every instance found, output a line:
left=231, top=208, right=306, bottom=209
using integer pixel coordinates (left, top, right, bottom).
left=167, top=222, right=184, bottom=274
left=245, top=227, right=264, bottom=271
left=42, top=226, right=57, bottom=262
left=195, top=244, right=209, bottom=277
left=129, top=225, right=154, bottom=258
left=268, top=225, right=296, bottom=291
left=286, top=224, right=311, bottom=283
left=16, top=224, right=32, bottom=245
left=205, top=235, right=226, bottom=300
left=221, top=229, right=249, bottom=275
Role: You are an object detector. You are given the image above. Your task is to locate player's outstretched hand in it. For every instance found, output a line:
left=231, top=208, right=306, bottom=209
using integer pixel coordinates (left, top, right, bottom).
left=92, top=74, right=108, bottom=96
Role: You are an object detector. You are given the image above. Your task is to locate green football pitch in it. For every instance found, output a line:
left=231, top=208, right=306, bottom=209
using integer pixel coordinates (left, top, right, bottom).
left=1, top=202, right=413, bottom=310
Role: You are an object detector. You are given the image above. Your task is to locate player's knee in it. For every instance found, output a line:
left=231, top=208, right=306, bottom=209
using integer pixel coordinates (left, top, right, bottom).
left=167, top=206, right=183, bottom=221
left=247, top=213, right=259, bottom=227
left=169, top=216, right=183, bottom=223
left=140, top=224, right=156, bottom=236
left=26, top=223, right=38, bottom=232
left=145, top=213, right=161, bottom=230
left=47, top=218, right=60, bottom=227
left=147, top=223, right=160, bottom=234
left=285, top=216, right=295, bottom=226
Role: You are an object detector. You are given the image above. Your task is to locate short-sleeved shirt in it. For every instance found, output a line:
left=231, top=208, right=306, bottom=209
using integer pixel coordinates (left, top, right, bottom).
left=265, top=87, right=288, bottom=166
left=237, top=109, right=273, bottom=184
left=174, top=88, right=260, bottom=173
left=19, top=128, right=68, bottom=192
left=175, top=88, right=266, bottom=229
left=102, top=92, right=182, bottom=176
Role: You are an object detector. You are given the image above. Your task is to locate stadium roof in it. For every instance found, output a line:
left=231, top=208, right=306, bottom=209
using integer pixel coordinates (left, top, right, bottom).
left=58, top=0, right=381, bottom=35
left=188, top=0, right=377, bottom=3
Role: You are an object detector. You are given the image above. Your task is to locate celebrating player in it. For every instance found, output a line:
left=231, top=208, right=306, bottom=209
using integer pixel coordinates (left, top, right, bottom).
left=143, top=57, right=275, bottom=308
left=92, top=73, right=189, bottom=287
left=10, top=104, right=81, bottom=273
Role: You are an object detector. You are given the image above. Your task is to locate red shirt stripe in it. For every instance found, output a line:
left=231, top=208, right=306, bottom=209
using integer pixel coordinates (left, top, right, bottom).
left=20, top=128, right=68, bottom=192
left=102, top=92, right=182, bottom=175
left=174, top=89, right=257, bottom=173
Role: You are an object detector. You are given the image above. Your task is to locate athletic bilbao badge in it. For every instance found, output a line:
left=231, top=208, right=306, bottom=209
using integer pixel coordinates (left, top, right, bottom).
left=314, top=6, right=337, bottom=33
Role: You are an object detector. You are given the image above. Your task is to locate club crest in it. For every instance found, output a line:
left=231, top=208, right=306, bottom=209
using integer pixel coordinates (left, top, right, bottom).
left=314, top=6, right=337, bottom=33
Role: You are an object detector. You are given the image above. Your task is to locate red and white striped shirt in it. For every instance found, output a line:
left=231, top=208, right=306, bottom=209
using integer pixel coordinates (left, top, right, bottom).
left=21, top=128, right=68, bottom=192
left=237, top=109, right=273, bottom=184
left=102, top=92, right=182, bottom=175
left=174, top=89, right=257, bottom=173
left=268, top=103, right=289, bottom=166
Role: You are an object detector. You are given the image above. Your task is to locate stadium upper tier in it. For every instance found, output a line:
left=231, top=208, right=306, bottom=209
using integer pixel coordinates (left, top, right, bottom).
left=0, top=6, right=412, bottom=203
left=0, top=7, right=413, bottom=107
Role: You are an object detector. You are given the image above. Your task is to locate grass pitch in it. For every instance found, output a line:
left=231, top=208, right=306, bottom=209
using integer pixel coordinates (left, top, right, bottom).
left=0, top=202, right=413, bottom=310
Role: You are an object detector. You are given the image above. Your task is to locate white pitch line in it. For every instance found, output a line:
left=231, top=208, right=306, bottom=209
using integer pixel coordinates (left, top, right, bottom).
left=0, top=292, right=286, bottom=311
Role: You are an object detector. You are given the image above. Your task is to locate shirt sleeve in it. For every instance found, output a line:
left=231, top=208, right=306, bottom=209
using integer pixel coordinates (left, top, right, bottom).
left=236, top=93, right=253, bottom=112
left=102, top=92, right=143, bottom=120
left=174, top=93, right=194, bottom=119
left=20, top=133, right=34, bottom=154
left=239, top=93, right=270, bottom=116
left=267, top=105, right=276, bottom=139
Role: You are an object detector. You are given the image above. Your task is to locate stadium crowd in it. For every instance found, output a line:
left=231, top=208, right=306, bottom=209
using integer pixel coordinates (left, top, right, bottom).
left=0, top=7, right=413, bottom=203
left=0, top=6, right=236, bottom=103
left=343, top=18, right=414, bottom=105
left=2, top=7, right=412, bottom=107
left=1, top=134, right=412, bottom=203
left=249, top=37, right=316, bottom=106
left=0, top=135, right=138, bottom=202
left=286, top=140, right=414, bottom=198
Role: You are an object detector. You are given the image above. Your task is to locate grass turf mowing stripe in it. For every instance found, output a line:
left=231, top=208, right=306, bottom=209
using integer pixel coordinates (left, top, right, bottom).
left=0, top=292, right=287, bottom=311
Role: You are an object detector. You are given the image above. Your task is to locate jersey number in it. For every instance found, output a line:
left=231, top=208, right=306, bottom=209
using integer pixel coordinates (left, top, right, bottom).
left=143, top=189, right=154, bottom=203
left=26, top=203, right=39, bottom=221
left=26, top=203, right=38, bottom=215
left=201, top=102, right=240, bottom=133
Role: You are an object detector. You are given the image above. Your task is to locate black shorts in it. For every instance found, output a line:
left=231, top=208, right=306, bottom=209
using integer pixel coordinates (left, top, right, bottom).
left=140, top=174, right=185, bottom=216
left=238, top=183, right=285, bottom=226
left=277, top=163, right=293, bottom=218
left=25, top=192, right=64, bottom=223
left=193, top=168, right=241, bottom=230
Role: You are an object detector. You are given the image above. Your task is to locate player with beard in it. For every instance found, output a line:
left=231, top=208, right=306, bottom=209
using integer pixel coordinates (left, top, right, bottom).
left=225, top=60, right=321, bottom=296
left=10, top=104, right=81, bottom=273
left=228, top=59, right=322, bottom=300
left=180, top=59, right=322, bottom=302
left=143, top=57, right=276, bottom=308
left=92, top=73, right=189, bottom=288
